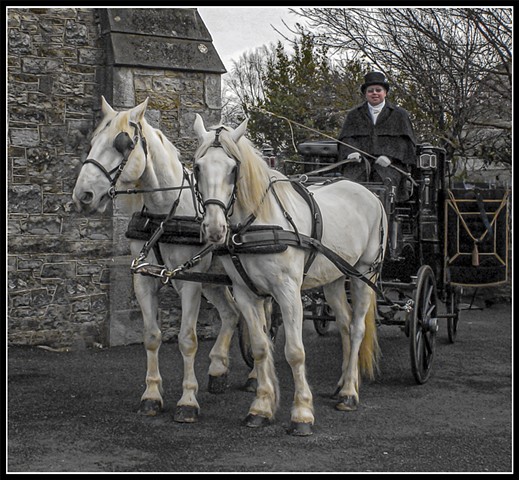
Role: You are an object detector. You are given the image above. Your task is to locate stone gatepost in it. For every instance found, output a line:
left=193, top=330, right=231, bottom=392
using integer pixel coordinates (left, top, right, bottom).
left=97, top=8, right=226, bottom=346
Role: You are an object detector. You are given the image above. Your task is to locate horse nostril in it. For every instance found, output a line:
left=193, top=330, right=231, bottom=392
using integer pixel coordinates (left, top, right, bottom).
left=81, top=191, right=94, bottom=204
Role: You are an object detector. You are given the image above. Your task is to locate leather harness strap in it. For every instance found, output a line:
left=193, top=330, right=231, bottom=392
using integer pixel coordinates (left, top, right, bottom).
left=291, top=179, right=323, bottom=275
left=225, top=178, right=324, bottom=297
left=222, top=178, right=384, bottom=298
left=229, top=227, right=385, bottom=298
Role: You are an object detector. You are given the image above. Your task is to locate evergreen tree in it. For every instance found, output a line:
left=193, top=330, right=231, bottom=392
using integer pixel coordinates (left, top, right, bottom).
left=237, top=34, right=365, bottom=161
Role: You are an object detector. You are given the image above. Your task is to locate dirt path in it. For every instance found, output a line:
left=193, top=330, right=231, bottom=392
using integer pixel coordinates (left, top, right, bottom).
left=8, top=302, right=512, bottom=472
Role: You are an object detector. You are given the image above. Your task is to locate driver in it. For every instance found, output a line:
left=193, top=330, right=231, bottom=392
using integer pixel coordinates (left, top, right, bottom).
left=337, top=71, right=417, bottom=201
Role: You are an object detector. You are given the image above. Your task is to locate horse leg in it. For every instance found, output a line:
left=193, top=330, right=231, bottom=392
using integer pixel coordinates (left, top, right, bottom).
left=233, top=288, right=278, bottom=427
left=133, top=273, right=164, bottom=416
left=277, top=291, right=314, bottom=436
left=205, top=285, right=268, bottom=393
left=333, top=278, right=379, bottom=411
left=202, top=285, right=241, bottom=393
left=241, top=297, right=273, bottom=393
left=322, top=279, right=358, bottom=410
left=173, top=280, right=204, bottom=423
left=236, top=298, right=276, bottom=393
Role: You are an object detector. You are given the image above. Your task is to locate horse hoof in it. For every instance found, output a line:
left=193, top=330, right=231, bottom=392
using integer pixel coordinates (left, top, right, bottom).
left=242, top=378, right=258, bottom=393
left=287, top=422, right=313, bottom=436
left=173, top=405, right=199, bottom=423
left=208, top=373, right=228, bottom=394
left=138, top=399, right=162, bottom=416
left=243, top=413, right=270, bottom=428
left=335, top=395, right=358, bottom=411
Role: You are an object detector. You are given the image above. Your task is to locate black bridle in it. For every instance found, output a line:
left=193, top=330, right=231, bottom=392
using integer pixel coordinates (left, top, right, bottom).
left=194, top=127, right=241, bottom=216
left=83, top=121, right=147, bottom=198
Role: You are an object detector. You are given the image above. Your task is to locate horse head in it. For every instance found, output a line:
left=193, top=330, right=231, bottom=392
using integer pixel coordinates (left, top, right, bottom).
left=72, top=96, right=149, bottom=213
left=193, top=114, right=248, bottom=244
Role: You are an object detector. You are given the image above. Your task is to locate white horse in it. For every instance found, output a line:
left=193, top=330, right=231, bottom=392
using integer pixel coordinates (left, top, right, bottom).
left=72, top=97, right=244, bottom=423
left=193, top=114, right=388, bottom=435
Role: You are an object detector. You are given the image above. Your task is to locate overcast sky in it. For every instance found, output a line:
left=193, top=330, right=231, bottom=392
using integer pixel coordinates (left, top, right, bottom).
left=198, top=7, right=301, bottom=74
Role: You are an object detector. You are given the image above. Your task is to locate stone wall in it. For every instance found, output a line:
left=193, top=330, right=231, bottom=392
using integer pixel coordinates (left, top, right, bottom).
left=7, top=8, right=225, bottom=348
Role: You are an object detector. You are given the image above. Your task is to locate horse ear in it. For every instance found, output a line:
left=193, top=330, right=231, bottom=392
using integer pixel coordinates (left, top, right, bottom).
left=193, top=114, right=209, bottom=141
left=231, top=118, right=249, bottom=143
left=101, top=96, right=116, bottom=117
left=130, top=97, right=149, bottom=123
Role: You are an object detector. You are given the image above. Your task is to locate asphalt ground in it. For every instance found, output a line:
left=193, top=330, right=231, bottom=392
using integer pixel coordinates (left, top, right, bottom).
left=7, top=300, right=512, bottom=473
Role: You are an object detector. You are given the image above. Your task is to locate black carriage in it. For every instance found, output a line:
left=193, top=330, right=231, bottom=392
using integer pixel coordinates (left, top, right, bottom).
left=265, top=140, right=510, bottom=384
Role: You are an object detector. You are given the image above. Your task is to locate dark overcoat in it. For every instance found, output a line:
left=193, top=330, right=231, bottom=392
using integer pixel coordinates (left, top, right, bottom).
left=338, top=100, right=417, bottom=165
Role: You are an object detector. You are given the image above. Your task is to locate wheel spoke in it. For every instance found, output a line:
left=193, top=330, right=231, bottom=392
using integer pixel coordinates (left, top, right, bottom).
left=423, top=331, right=433, bottom=355
left=416, top=331, right=423, bottom=364
left=423, top=283, right=434, bottom=310
left=425, top=304, right=436, bottom=318
left=423, top=351, right=432, bottom=370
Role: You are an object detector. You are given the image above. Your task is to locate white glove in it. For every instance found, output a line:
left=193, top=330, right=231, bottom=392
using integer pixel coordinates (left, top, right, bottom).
left=347, top=152, right=362, bottom=162
left=375, top=155, right=391, bottom=167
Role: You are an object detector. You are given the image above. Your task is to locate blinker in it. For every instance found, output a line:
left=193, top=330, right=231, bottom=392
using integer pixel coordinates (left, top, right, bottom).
left=113, top=131, right=135, bottom=156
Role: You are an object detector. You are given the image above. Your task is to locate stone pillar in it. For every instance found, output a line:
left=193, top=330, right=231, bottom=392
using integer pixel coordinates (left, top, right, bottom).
left=96, top=8, right=226, bottom=345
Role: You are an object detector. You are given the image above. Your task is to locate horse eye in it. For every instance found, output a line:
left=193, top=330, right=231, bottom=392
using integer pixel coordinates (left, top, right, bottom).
left=193, top=164, right=200, bottom=177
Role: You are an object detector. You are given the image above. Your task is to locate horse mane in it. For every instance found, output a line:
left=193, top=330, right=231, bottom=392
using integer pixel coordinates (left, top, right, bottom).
left=213, top=128, right=294, bottom=222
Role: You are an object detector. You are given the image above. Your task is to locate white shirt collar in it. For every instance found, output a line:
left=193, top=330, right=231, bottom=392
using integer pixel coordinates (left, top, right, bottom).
left=368, top=100, right=386, bottom=113
left=368, top=100, right=386, bottom=123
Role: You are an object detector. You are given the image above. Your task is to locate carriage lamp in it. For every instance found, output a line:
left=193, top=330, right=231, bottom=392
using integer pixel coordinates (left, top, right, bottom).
left=419, top=153, right=437, bottom=169
left=418, top=144, right=437, bottom=170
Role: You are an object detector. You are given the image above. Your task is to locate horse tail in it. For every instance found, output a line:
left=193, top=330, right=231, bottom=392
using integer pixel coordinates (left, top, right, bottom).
left=358, top=284, right=380, bottom=380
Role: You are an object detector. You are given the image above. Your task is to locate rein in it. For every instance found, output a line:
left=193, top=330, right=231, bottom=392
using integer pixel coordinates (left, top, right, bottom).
left=193, top=132, right=387, bottom=298
left=84, top=117, right=204, bottom=277
left=248, top=105, right=417, bottom=185
left=83, top=120, right=194, bottom=199
left=128, top=121, right=387, bottom=303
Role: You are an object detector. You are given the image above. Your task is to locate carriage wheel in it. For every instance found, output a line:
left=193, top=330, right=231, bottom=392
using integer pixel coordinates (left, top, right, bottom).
left=446, top=285, right=461, bottom=343
left=313, top=299, right=332, bottom=336
left=409, top=265, right=438, bottom=384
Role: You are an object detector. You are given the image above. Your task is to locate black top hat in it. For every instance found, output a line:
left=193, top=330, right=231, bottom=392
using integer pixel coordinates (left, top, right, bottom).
left=361, top=72, right=390, bottom=93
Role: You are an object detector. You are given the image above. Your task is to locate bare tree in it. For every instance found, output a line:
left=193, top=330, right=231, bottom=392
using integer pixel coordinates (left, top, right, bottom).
left=462, top=8, right=512, bottom=83
left=222, top=45, right=276, bottom=125
left=292, top=7, right=512, bottom=167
